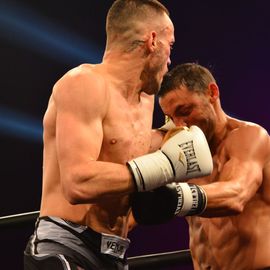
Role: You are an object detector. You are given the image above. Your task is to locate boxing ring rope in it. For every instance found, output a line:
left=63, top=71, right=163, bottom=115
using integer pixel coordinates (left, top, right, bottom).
left=0, top=210, right=40, bottom=227
left=128, top=250, right=192, bottom=269
left=0, top=210, right=192, bottom=269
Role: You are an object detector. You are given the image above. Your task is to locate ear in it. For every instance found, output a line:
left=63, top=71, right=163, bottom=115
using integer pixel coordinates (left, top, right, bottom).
left=207, top=83, right=219, bottom=103
left=146, top=31, right=157, bottom=53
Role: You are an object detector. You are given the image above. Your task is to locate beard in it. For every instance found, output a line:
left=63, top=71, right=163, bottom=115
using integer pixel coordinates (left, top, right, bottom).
left=198, top=111, right=216, bottom=144
left=203, top=118, right=215, bottom=143
left=140, top=49, right=167, bottom=95
left=140, top=68, right=161, bottom=95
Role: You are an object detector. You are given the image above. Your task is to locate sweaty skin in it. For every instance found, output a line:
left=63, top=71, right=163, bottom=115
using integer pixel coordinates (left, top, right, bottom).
left=40, top=64, right=161, bottom=237
left=160, top=84, right=270, bottom=270
left=39, top=11, right=174, bottom=238
left=188, top=120, right=270, bottom=270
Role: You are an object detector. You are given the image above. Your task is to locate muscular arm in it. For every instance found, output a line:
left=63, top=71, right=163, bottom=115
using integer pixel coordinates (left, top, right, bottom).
left=199, top=125, right=270, bottom=217
left=53, top=68, right=135, bottom=204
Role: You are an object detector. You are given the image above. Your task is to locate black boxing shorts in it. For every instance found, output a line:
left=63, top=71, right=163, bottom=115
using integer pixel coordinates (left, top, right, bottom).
left=24, top=216, right=130, bottom=270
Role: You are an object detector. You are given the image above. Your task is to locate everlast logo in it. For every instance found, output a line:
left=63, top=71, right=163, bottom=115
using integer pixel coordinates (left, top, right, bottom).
left=175, top=184, right=184, bottom=215
left=175, top=184, right=200, bottom=216
left=190, top=185, right=199, bottom=210
left=107, top=241, right=124, bottom=255
left=179, top=140, right=201, bottom=175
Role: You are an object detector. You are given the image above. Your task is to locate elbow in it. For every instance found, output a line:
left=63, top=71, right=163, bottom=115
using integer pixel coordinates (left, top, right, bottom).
left=226, top=185, right=247, bottom=215
left=62, top=179, right=83, bottom=205
left=63, top=186, right=83, bottom=205
left=61, top=171, right=97, bottom=205
left=227, top=201, right=245, bottom=215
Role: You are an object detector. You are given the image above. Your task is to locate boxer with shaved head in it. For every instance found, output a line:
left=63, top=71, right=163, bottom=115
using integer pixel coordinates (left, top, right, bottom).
left=23, top=2, right=214, bottom=270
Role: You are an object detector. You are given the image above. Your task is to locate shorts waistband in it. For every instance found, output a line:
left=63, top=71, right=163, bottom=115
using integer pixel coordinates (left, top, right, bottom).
left=37, top=216, right=130, bottom=260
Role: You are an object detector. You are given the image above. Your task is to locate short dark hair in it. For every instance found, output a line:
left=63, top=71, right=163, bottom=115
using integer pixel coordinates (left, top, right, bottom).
left=106, top=0, right=169, bottom=43
left=158, top=63, right=216, bottom=97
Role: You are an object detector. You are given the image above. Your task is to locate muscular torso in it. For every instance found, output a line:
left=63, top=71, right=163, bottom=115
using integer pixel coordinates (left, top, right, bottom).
left=39, top=64, right=157, bottom=238
left=187, top=119, right=270, bottom=270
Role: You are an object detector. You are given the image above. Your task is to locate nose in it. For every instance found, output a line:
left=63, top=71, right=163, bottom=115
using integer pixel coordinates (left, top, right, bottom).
left=167, top=57, right=171, bottom=66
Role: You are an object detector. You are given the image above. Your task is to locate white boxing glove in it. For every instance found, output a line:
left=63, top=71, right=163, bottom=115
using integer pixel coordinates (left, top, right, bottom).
left=158, top=117, right=176, bottom=132
left=127, top=125, right=213, bottom=191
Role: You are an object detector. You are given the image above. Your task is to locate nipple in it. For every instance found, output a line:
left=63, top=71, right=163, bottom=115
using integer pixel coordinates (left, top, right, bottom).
left=110, top=139, right=117, bottom=144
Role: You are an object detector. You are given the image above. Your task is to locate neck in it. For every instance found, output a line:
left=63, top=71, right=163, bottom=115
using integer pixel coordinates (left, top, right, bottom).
left=210, top=104, right=229, bottom=151
left=101, top=48, right=147, bottom=103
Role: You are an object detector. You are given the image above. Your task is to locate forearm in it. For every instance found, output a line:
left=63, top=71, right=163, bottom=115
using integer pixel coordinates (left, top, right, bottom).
left=62, top=160, right=136, bottom=204
left=199, top=181, right=246, bottom=217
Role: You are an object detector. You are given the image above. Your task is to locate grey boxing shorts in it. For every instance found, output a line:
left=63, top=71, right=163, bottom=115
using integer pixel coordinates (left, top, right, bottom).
left=24, top=216, right=130, bottom=270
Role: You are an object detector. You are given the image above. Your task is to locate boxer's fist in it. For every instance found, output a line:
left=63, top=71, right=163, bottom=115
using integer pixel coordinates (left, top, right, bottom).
left=127, top=125, right=213, bottom=191
left=161, top=125, right=213, bottom=182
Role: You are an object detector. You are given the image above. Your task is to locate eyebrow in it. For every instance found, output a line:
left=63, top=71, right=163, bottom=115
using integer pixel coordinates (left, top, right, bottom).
left=174, top=104, right=193, bottom=115
left=174, top=104, right=186, bottom=112
left=164, top=104, right=185, bottom=119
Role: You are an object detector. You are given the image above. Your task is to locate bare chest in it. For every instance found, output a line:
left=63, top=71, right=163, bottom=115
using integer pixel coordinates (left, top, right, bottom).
left=100, top=98, right=153, bottom=164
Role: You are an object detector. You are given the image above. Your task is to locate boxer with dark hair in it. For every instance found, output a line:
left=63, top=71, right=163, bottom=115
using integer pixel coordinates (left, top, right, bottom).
left=146, top=63, right=270, bottom=270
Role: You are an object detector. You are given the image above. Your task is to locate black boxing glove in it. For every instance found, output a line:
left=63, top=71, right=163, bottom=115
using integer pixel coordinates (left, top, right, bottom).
left=131, top=182, right=207, bottom=225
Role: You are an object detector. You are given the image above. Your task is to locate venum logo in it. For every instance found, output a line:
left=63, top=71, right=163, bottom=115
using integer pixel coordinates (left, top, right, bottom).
left=107, top=241, right=124, bottom=255
left=179, top=140, right=201, bottom=174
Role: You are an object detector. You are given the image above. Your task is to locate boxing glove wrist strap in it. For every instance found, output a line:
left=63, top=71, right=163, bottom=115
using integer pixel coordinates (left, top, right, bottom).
left=174, top=183, right=207, bottom=216
left=127, top=150, right=175, bottom=192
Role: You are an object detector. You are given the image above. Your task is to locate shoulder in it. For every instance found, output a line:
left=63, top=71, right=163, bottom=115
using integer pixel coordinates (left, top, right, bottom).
left=229, top=120, right=269, bottom=142
left=52, top=64, right=110, bottom=114
left=226, top=119, right=270, bottom=159
left=47, top=64, right=111, bottom=121
left=54, top=64, right=107, bottom=97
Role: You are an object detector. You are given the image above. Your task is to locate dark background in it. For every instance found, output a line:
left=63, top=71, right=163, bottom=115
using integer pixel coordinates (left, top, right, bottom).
left=0, top=1, right=269, bottom=269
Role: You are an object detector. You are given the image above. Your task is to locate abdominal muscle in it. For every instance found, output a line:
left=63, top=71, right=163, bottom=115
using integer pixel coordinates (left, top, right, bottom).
left=187, top=196, right=270, bottom=270
left=188, top=216, right=246, bottom=270
left=41, top=191, right=132, bottom=238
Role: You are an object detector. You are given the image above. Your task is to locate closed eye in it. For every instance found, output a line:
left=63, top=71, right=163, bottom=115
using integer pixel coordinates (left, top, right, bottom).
left=175, top=106, right=193, bottom=117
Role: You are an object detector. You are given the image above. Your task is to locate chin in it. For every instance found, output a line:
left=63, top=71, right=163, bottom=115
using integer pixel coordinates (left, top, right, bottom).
left=149, top=79, right=161, bottom=95
left=204, top=123, right=215, bottom=143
